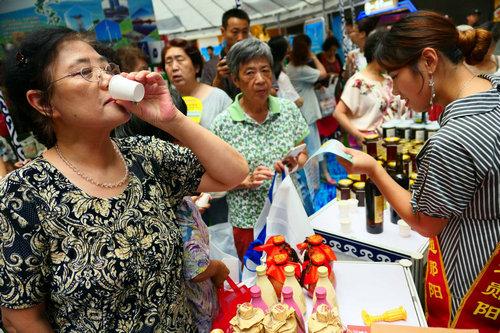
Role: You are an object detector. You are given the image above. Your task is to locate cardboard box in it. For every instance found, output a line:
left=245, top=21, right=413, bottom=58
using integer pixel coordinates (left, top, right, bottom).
left=371, top=324, right=479, bottom=333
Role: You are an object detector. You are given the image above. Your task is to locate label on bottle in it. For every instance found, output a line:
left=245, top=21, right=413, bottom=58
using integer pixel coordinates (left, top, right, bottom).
left=416, top=129, right=425, bottom=141
left=374, top=195, right=384, bottom=223
left=404, top=129, right=411, bottom=140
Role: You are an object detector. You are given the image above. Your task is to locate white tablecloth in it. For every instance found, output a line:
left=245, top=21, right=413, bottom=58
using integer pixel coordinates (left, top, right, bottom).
left=309, top=200, right=428, bottom=258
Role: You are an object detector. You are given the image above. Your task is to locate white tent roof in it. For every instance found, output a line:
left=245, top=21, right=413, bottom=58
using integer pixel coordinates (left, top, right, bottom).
left=152, top=0, right=359, bottom=39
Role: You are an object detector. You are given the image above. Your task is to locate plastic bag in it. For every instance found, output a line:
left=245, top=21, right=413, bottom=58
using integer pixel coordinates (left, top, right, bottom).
left=209, top=222, right=241, bottom=283
left=242, top=171, right=314, bottom=282
left=211, top=276, right=251, bottom=332
left=316, top=76, right=338, bottom=118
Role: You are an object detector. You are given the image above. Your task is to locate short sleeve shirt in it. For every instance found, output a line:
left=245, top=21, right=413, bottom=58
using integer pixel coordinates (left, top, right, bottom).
left=286, top=64, right=322, bottom=124
left=341, top=71, right=396, bottom=132
left=0, top=136, right=204, bottom=332
left=277, top=71, right=300, bottom=103
left=210, top=95, right=309, bottom=228
left=200, top=87, right=233, bottom=129
left=411, top=74, right=500, bottom=317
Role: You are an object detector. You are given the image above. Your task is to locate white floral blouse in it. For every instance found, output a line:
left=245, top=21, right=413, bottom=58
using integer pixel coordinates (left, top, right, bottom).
left=0, top=136, right=204, bottom=332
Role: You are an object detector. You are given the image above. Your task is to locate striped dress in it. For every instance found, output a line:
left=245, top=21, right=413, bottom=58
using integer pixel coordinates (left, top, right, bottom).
left=410, top=74, right=500, bottom=317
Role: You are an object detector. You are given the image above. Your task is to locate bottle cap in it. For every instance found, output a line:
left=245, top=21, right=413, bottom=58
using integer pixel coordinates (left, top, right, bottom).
left=250, top=285, right=261, bottom=297
left=311, top=253, right=326, bottom=266
left=273, top=253, right=288, bottom=265
left=338, top=179, right=353, bottom=187
left=317, top=265, right=328, bottom=277
left=272, top=235, right=285, bottom=245
left=364, top=133, right=379, bottom=142
left=256, top=264, right=267, bottom=275
left=316, top=304, right=333, bottom=323
left=271, top=303, right=289, bottom=321
left=384, top=137, right=400, bottom=144
left=307, top=234, right=325, bottom=246
left=284, top=265, right=295, bottom=276
left=281, top=286, right=293, bottom=297
left=347, top=174, right=361, bottom=182
left=238, top=302, right=256, bottom=320
left=315, top=286, right=327, bottom=298
left=353, top=181, right=365, bottom=190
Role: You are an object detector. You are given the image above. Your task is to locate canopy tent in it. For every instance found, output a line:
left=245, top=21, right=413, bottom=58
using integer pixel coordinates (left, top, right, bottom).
left=152, top=0, right=363, bottom=40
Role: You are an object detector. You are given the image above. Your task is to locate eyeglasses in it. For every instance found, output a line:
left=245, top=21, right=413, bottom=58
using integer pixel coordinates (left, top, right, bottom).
left=49, top=63, right=121, bottom=86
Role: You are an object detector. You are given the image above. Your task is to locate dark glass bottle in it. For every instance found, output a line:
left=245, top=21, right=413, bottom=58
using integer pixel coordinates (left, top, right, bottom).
left=365, top=136, right=384, bottom=234
left=388, top=153, right=410, bottom=224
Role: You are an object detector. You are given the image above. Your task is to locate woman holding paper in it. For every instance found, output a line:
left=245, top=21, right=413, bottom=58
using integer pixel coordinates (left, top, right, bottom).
left=0, top=26, right=247, bottom=332
left=333, top=29, right=407, bottom=149
left=339, top=12, right=499, bottom=330
left=210, top=38, right=310, bottom=262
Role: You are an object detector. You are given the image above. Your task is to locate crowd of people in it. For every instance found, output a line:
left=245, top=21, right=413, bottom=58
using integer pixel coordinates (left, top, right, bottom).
left=0, top=5, right=498, bottom=333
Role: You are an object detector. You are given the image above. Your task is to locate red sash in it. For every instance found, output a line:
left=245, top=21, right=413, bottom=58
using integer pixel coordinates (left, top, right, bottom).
left=425, top=237, right=500, bottom=332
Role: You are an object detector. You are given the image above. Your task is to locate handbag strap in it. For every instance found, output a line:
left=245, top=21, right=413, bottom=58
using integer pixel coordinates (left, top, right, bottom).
left=225, top=275, right=241, bottom=294
left=244, top=171, right=286, bottom=272
left=268, top=172, right=286, bottom=203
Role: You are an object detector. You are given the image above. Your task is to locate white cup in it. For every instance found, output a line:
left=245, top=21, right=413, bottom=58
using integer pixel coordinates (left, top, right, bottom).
left=398, top=219, right=411, bottom=237
left=109, top=75, right=145, bottom=102
left=195, top=192, right=211, bottom=208
left=340, top=219, right=352, bottom=233
left=347, top=198, right=358, bottom=214
left=338, top=200, right=350, bottom=221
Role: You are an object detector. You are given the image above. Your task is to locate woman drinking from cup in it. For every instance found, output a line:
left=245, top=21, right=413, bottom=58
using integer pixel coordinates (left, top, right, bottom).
left=0, top=26, right=248, bottom=332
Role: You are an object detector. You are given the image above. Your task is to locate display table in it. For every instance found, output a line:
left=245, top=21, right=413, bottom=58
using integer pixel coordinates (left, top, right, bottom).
left=309, top=199, right=429, bottom=298
left=328, top=261, right=427, bottom=327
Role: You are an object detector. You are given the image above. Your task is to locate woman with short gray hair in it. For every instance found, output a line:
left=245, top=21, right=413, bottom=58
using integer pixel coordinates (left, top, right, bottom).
left=226, top=38, right=274, bottom=77
left=211, top=38, right=310, bottom=262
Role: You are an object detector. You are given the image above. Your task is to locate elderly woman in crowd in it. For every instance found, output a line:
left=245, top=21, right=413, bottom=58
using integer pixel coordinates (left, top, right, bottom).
left=163, top=38, right=234, bottom=226
left=210, top=38, right=310, bottom=262
left=0, top=26, right=247, bottom=332
left=163, top=38, right=233, bottom=129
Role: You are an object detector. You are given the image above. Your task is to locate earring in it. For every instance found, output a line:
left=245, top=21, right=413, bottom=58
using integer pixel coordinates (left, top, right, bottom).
left=428, top=74, right=436, bottom=108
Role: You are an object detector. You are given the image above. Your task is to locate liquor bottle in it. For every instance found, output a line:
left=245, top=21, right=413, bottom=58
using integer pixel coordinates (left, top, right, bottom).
left=250, top=285, right=269, bottom=313
left=283, top=265, right=306, bottom=316
left=365, top=136, right=386, bottom=234
left=388, top=153, right=410, bottom=224
left=256, top=264, right=278, bottom=307
left=313, top=266, right=338, bottom=309
left=313, top=287, right=331, bottom=312
left=281, top=286, right=306, bottom=333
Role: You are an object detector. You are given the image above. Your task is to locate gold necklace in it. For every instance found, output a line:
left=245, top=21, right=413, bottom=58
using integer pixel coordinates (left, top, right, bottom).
left=55, top=141, right=129, bottom=189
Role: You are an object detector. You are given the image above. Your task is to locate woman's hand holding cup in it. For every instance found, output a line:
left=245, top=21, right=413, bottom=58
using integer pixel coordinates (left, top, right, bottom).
left=114, top=71, right=179, bottom=126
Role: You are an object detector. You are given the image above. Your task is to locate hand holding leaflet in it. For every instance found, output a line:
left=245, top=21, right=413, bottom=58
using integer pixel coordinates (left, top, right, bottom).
left=284, top=143, right=307, bottom=159
left=306, top=139, right=353, bottom=163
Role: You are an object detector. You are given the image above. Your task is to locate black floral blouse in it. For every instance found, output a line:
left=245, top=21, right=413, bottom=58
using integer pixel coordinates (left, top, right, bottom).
left=0, top=136, right=204, bottom=332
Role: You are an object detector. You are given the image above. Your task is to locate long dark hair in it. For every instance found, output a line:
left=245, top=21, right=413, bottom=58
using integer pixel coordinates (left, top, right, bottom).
left=290, top=34, right=311, bottom=66
left=268, top=36, right=289, bottom=79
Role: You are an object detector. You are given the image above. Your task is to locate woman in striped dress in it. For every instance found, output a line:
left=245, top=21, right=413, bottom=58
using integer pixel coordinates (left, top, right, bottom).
left=339, top=12, right=500, bottom=331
